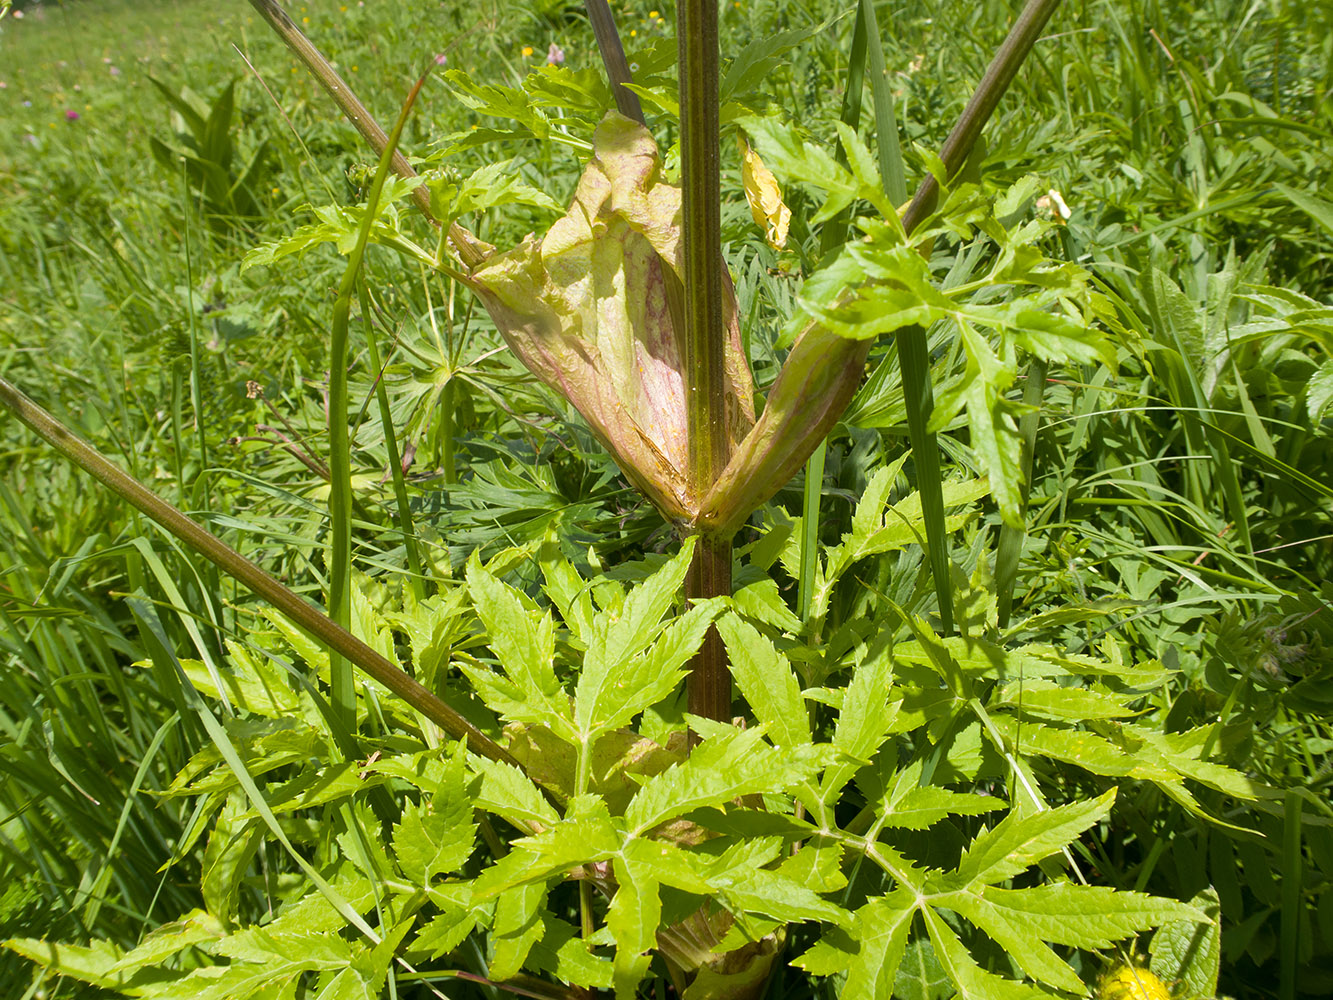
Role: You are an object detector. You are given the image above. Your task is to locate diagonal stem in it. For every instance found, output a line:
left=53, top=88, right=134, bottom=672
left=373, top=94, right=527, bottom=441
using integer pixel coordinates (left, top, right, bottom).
left=0, top=376, right=520, bottom=769
left=245, top=0, right=488, bottom=268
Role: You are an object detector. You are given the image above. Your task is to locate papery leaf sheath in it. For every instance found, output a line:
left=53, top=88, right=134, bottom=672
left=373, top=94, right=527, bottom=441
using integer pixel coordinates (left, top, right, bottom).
left=466, top=113, right=754, bottom=524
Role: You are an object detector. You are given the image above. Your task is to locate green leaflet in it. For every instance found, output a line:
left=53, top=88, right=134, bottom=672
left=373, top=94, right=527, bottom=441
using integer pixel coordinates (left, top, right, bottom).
left=792, top=891, right=916, bottom=995
left=469, top=754, right=560, bottom=829
left=921, top=907, right=1051, bottom=1000
left=877, top=785, right=1003, bottom=830
left=625, top=726, right=829, bottom=834
left=944, top=789, right=1117, bottom=889
left=390, top=746, right=475, bottom=886
left=808, top=465, right=987, bottom=624
left=1150, top=887, right=1221, bottom=999
left=821, top=640, right=898, bottom=800
left=425, top=159, right=561, bottom=231
left=574, top=538, right=702, bottom=739
left=715, top=612, right=811, bottom=748
left=607, top=845, right=663, bottom=998
left=489, top=881, right=547, bottom=981
left=241, top=176, right=430, bottom=271
left=526, top=916, right=616, bottom=990
left=471, top=799, right=620, bottom=900
left=463, top=553, right=575, bottom=741
left=935, top=884, right=1200, bottom=993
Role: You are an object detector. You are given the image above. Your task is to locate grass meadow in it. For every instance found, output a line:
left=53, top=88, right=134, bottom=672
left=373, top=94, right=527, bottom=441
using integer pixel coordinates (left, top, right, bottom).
left=1, top=0, right=1331, bottom=997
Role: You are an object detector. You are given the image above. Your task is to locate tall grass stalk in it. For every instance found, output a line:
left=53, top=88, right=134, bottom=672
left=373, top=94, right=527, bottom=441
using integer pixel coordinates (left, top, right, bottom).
left=357, top=281, right=427, bottom=601
left=326, top=68, right=432, bottom=732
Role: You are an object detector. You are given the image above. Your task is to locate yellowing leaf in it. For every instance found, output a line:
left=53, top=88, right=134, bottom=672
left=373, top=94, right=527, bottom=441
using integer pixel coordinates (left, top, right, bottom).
left=738, top=135, right=791, bottom=250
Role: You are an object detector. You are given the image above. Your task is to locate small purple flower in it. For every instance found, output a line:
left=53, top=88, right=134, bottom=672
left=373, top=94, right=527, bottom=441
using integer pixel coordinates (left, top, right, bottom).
left=434, top=53, right=447, bottom=66
left=109, top=66, right=121, bottom=76
left=547, top=42, right=565, bottom=65
left=64, top=109, right=79, bottom=121
left=23, top=134, right=38, bottom=145
left=23, top=100, right=32, bottom=107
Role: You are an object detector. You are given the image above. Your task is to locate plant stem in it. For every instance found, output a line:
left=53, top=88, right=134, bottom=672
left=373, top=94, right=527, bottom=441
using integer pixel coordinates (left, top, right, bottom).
left=686, top=534, right=732, bottom=722
left=678, top=0, right=731, bottom=724
left=245, top=0, right=487, bottom=268
left=358, top=282, right=427, bottom=603
left=326, top=68, right=431, bottom=732
left=584, top=0, right=645, bottom=125
left=901, top=0, right=1063, bottom=232
left=0, top=376, right=519, bottom=769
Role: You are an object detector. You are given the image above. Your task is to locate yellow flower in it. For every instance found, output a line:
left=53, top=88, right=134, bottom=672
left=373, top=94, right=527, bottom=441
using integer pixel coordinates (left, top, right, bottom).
left=648, top=9, right=659, bottom=16
left=302, top=16, right=310, bottom=23
left=1098, top=966, right=1172, bottom=1000
left=521, top=45, right=534, bottom=57
left=630, top=29, right=637, bottom=35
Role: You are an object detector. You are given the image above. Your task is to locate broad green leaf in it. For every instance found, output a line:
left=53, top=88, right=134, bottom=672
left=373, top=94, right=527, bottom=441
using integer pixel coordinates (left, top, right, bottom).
left=426, top=159, right=561, bottom=229
left=527, top=916, right=615, bottom=989
left=1276, top=181, right=1333, bottom=239
left=947, top=789, right=1116, bottom=888
left=731, top=572, right=802, bottom=633
left=879, top=785, right=1003, bottom=830
left=951, top=884, right=1202, bottom=949
left=201, top=794, right=262, bottom=924
left=778, top=837, right=848, bottom=893
left=987, top=717, right=1156, bottom=780
left=469, top=754, right=559, bottom=829
left=539, top=540, right=595, bottom=643
left=715, top=612, right=810, bottom=747
left=607, top=848, right=660, bottom=999
left=793, top=891, right=915, bottom=997
left=442, top=70, right=551, bottom=144
left=180, top=644, right=300, bottom=718
left=921, top=907, right=1050, bottom=999
left=708, top=863, right=851, bottom=928
left=3, top=938, right=133, bottom=990
left=993, top=678, right=1136, bottom=721
left=464, top=555, right=574, bottom=740
left=106, top=910, right=226, bottom=975
left=1150, top=887, right=1221, bottom=999
left=414, top=885, right=485, bottom=959
left=935, top=884, right=1199, bottom=993
left=625, top=727, right=828, bottom=834
left=505, top=724, right=688, bottom=814
left=1117, top=724, right=1259, bottom=799
left=471, top=800, right=619, bottom=899
left=392, top=747, right=475, bottom=885
left=894, top=937, right=952, bottom=1000
left=721, top=25, right=830, bottom=104
left=822, top=642, right=898, bottom=799
left=1307, top=359, right=1333, bottom=422
left=575, top=540, right=703, bottom=738
left=489, top=882, right=546, bottom=981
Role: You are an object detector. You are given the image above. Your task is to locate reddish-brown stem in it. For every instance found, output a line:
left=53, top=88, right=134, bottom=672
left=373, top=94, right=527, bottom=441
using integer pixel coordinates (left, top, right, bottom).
left=686, top=534, right=732, bottom=725
left=678, top=0, right=732, bottom=725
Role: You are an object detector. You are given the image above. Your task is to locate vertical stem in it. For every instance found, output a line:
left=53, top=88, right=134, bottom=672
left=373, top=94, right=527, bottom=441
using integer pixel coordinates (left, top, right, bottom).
left=357, top=282, right=427, bottom=602
left=678, top=0, right=731, bottom=724
left=686, top=534, right=732, bottom=721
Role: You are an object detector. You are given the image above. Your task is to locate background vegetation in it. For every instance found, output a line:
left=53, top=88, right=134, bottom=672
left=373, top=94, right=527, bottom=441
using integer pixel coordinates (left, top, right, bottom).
left=1, top=0, right=1330, bottom=996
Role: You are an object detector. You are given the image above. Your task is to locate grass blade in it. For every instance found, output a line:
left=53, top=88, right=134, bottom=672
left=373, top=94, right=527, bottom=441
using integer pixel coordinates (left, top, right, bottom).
left=0, top=375, right=519, bottom=769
